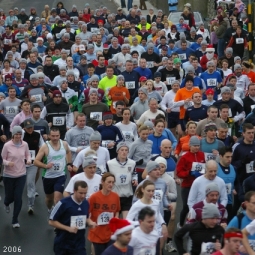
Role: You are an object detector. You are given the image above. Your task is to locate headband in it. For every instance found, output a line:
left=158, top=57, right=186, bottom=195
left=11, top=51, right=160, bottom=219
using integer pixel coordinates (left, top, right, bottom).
left=224, top=232, right=243, bottom=239
left=243, top=62, right=251, bottom=68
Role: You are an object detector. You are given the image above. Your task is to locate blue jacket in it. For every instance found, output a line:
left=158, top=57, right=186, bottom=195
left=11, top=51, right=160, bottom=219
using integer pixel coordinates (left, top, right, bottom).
left=0, top=84, right=20, bottom=97
left=134, top=67, right=152, bottom=79
left=162, top=129, right=177, bottom=150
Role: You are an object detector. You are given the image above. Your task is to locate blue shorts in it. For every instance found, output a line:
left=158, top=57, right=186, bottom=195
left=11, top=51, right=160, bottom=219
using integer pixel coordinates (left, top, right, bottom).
left=167, top=112, right=180, bottom=129
left=42, top=175, right=66, bottom=195
left=179, top=119, right=186, bottom=132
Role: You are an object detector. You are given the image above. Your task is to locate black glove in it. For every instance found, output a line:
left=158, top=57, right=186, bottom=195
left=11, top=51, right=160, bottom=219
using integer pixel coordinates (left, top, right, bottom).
left=136, top=159, right=143, bottom=166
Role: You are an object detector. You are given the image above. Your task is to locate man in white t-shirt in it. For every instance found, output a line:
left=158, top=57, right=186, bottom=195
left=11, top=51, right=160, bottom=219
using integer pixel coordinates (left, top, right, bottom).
left=64, top=156, right=101, bottom=199
left=72, top=131, right=110, bottom=175
left=129, top=206, right=160, bottom=255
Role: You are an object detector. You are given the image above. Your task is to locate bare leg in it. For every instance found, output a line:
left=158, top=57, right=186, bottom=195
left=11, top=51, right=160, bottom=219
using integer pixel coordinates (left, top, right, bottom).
left=45, top=193, right=54, bottom=210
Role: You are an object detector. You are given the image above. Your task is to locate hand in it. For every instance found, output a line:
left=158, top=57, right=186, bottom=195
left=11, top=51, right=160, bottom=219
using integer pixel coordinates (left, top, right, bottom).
left=175, top=178, right=182, bottom=185
left=30, top=96, right=36, bottom=102
left=67, top=165, right=73, bottom=172
left=27, top=161, right=31, bottom=165
left=76, top=147, right=83, bottom=153
left=212, top=150, right=219, bottom=156
left=68, top=226, right=78, bottom=234
left=168, top=204, right=172, bottom=210
left=184, top=98, right=191, bottom=104
left=8, top=162, right=14, bottom=167
left=43, top=96, right=47, bottom=101
left=132, top=180, right=138, bottom=186
left=89, top=221, right=97, bottom=228
left=167, top=108, right=171, bottom=113
left=0, top=135, right=7, bottom=142
left=220, top=223, right=227, bottom=229
left=239, top=245, right=247, bottom=254
left=43, top=134, right=48, bottom=140
left=46, top=162, right=54, bottom=169
left=69, top=104, right=73, bottom=109
left=123, top=92, right=126, bottom=97
left=107, top=142, right=115, bottom=148
left=98, top=120, right=104, bottom=125
left=161, top=225, right=168, bottom=240
left=118, top=63, right=123, bottom=67
left=233, top=189, right=237, bottom=195
left=215, top=240, right=221, bottom=251
left=48, top=122, right=52, bottom=128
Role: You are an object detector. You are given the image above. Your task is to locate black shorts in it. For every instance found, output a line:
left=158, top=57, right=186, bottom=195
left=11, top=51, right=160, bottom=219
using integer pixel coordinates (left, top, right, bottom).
left=42, top=175, right=66, bottom=195
left=120, top=196, right=133, bottom=211
left=54, top=246, right=86, bottom=255
left=167, top=112, right=180, bottom=129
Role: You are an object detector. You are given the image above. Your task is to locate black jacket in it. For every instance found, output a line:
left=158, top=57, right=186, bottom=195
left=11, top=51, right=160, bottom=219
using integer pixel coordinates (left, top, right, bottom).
left=43, top=64, right=60, bottom=82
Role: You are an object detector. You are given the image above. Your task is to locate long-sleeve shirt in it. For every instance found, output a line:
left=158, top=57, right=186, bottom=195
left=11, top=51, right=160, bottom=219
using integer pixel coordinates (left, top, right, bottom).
left=10, top=111, right=32, bottom=131
left=160, top=90, right=181, bottom=113
left=2, top=140, right=31, bottom=177
left=187, top=175, right=228, bottom=209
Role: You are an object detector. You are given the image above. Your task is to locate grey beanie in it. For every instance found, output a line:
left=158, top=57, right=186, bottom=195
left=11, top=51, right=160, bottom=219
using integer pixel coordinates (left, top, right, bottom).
left=59, top=66, right=66, bottom=71
left=29, top=74, right=38, bottom=80
left=146, top=161, right=160, bottom=173
left=12, top=126, right=23, bottom=136
left=89, top=131, right=101, bottom=141
left=37, top=72, right=45, bottom=78
left=117, top=75, right=125, bottom=81
left=205, top=183, right=220, bottom=195
left=225, top=47, right=233, bottom=54
left=187, top=66, right=195, bottom=73
left=116, top=142, right=129, bottom=152
left=144, top=120, right=154, bottom=129
left=66, top=70, right=75, bottom=76
left=234, top=56, right=241, bottom=62
left=64, top=33, right=70, bottom=39
left=202, top=203, right=221, bottom=219
left=88, top=88, right=98, bottom=96
left=82, top=156, right=97, bottom=168
left=221, top=86, right=231, bottom=94
left=234, top=64, right=242, bottom=71
left=147, top=43, right=154, bottom=49
left=0, top=92, right=6, bottom=98
left=138, top=87, right=148, bottom=96
left=19, top=58, right=27, bottom=64
left=90, top=75, right=99, bottom=82
left=189, top=136, right=200, bottom=146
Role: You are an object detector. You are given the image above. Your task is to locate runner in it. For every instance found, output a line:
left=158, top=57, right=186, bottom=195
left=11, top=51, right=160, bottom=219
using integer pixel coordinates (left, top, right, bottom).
left=34, top=127, right=72, bottom=214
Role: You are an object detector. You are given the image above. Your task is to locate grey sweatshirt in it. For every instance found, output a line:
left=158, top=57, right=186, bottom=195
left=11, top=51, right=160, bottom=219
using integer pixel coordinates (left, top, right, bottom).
left=130, top=99, right=149, bottom=121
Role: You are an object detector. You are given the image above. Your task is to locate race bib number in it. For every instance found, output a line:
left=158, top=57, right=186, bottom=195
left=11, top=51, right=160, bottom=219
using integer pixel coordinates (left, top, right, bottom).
left=115, top=173, right=130, bottom=185
left=122, top=131, right=133, bottom=141
left=207, top=78, right=217, bottom=87
left=33, top=94, right=42, bottom=103
left=4, top=38, right=11, bottom=44
left=146, top=61, right=154, bottom=68
left=90, top=112, right=102, bottom=121
left=29, top=150, right=35, bottom=160
left=183, top=20, right=189, bottom=25
left=178, top=53, right=186, bottom=60
left=204, top=153, right=216, bottom=162
left=166, top=77, right=175, bottom=85
left=102, top=140, right=114, bottom=148
left=53, top=117, right=65, bottom=126
left=97, top=212, right=113, bottom=225
left=153, top=189, right=163, bottom=201
left=125, top=81, right=135, bottom=89
left=201, top=242, right=216, bottom=255
left=246, top=161, right=255, bottom=173
left=70, top=215, right=86, bottom=230
left=5, top=106, right=18, bottom=114
left=91, top=27, right=97, bottom=32
left=236, top=38, right=244, bottom=44
left=52, top=162, right=63, bottom=171
left=226, top=183, right=232, bottom=195
left=112, top=101, right=117, bottom=109
left=140, top=247, right=155, bottom=255
left=191, top=162, right=205, bottom=174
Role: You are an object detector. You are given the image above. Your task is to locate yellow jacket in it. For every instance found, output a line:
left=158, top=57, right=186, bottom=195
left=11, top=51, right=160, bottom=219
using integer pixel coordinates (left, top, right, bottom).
left=128, top=34, right=142, bottom=45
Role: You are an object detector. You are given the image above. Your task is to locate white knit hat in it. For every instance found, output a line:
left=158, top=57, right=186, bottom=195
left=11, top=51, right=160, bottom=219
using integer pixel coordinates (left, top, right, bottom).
left=109, top=218, right=134, bottom=240
left=155, top=156, right=167, bottom=167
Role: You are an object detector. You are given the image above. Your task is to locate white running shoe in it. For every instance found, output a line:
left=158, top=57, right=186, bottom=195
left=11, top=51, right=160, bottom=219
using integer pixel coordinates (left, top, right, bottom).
left=12, top=223, right=20, bottom=228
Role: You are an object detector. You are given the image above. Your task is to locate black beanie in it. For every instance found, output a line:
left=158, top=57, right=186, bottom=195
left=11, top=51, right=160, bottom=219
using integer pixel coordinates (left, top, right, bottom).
left=185, top=75, right=194, bottom=84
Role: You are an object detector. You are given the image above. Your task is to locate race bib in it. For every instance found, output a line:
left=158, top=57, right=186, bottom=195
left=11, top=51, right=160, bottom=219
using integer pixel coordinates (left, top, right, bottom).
left=191, top=162, right=205, bottom=174
left=90, top=112, right=102, bottom=121
left=178, top=53, right=186, bottom=60
left=183, top=20, right=189, bottom=25
left=112, top=101, right=117, bottom=109
left=236, top=38, right=244, bottom=44
left=166, top=77, right=175, bottom=85
left=4, top=38, right=11, bottom=44
left=204, top=153, right=216, bottom=162
left=29, top=150, right=35, bottom=160
left=53, top=117, right=65, bottom=126
left=122, top=131, right=133, bottom=141
left=226, top=183, right=232, bottom=195
left=115, top=173, right=131, bottom=185
left=125, top=81, right=135, bottom=89
left=74, top=91, right=79, bottom=97
left=52, top=162, right=63, bottom=171
left=70, top=215, right=86, bottom=230
left=201, top=242, right=216, bottom=255
left=97, top=212, right=113, bottom=225
left=184, top=101, right=193, bottom=109
left=65, top=50, right=70, bottom=55
left=228, top=108, right=232, bottom=117
left=91, top=27, right=97, bottom=32
left=102, top=140, right=114, bottom=148
left=19, top=87, right=25, bottom=92
left=246, top=161, right=255, bottom=173
left=5, top=106, right=18, bottom=114
left=140, top=247, right=156, bottom=255
left=207, top=78, right=217, bottom=87
left=33, top=94, right=42, bottom=103
left=153, top=189, right=163, bottom=201
left=146, top=61, right=154, bottom=68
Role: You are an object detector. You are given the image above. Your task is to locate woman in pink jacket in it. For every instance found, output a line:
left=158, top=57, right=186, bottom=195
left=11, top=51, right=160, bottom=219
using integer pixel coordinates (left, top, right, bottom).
left=2, top=126, right=31, bottom=228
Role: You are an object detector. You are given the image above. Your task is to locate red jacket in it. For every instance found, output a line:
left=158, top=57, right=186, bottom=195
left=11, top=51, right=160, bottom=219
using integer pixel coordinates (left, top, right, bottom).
left=200, top=53, right=218, bottom=70
left=176, top=151, right=206, bottom=188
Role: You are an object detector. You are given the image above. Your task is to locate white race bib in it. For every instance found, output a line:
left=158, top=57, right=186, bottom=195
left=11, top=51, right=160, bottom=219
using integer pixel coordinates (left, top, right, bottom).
left=97, top=212, right=113, bottom=225
left=33, top=94, right=42, bottom=103
left=166, top=77, right=175, bottom=85
left=153, top=189, right=163, bottom=201
left=53, top=116, right=65, bottom=126
left=5, top=106, right=18, bottom=114
left=52, top=162, right=63, bottom=172
left=251, top=105, right=255, bottom=111
left=183, top=20, right=189, bottom=25
left=112, top=101, right=117, bottom=109
left=140, top=247, right=156, bottom=255
left=70, top=215, right=87, bottom=230
left=122, top=131, right=133, bottom=141
left=228, top=108, right=232, bottom=117
left=178, top=53, right=186, bottom=60
left=236, top=38, right=244, bottom=44
left=74, top=91, right=79, bottom=97
left=201, top=242, right=216, bottom=255
left=191, top=162, right=205, bottom=174
left=207, top=78, right=217, bottom=87
left=19, top=87, right=25, bottom=92
left=4, top=38, right=11, bottom=44
left=102, top=140, right=114, bottom=148
left=246, top=161, right=255, bottom=173
left=226, top=183, right=232, bottom=195
left=29, top=150, right=35, bottom=160
left=91, top=27, right=97, bottom=32
left=115, top=173, right=131, bottom=186
left=146, top=61, right=154, bottom=68
left=204, top=153, right=216, bottom=162
left=90, top=112, right=102, bottom=121
left=125, top=81, right=135, bottom=89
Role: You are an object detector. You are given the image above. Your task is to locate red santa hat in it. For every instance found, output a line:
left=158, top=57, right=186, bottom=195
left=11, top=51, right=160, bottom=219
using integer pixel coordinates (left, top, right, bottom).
left=206, top=45, right=215, bottom=52
left=109, top=218, right=134, bottom=240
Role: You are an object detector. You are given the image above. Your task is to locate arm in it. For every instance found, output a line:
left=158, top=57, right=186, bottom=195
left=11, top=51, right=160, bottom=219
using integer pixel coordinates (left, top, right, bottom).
left=174, top=224, right=193, bottom=255
left=1, top=114, right=10, bottom=138
left=63, top=141, right=72, bottom=171
left=242, top=228, right=254, bottom=255
left=40, top=107, right=47, bottom=119
left=66, top=109, right=74, bottom=129
left=126, top=203, right=139, bottom=226
left=34, top=144, right=49, bottom=169
left=219, top=180, right=228, bottom=207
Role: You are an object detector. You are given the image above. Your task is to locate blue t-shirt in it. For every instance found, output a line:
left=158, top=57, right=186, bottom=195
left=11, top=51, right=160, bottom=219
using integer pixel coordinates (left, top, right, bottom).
left=148, top=134, right=167, bottom=155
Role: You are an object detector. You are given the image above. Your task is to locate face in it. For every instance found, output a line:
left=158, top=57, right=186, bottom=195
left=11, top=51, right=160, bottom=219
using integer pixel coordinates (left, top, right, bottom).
left=227, top=238, right=242, bottom=253
left=53, top=96, right=62, bottom=104
left=60, top=69, right=66, bottom=76
left=139, top=129, right=149, bottom=141
left=208, top=65, right=214, bottom=73
left=158, top=163, right=166, bottom=175
left=248, top=85, right=255, bottom=97
left=222, top=92, right=231, bottom=101
left=208, top=108, right=218, bottom=120
left=243, top=128, right=255, bottom=143
left=167, top=61, right=173, bottom=70
left=220, top=151, right=232, bottom=166
left=245, top=195, right=255, bottom=214
left=190, top=145, right=200, bottom=153
left=187, top=124, right=197, bottom=135
left=106, top=68, right=114, bottom=77
left=205, top=164, right=217, bottom=180
left=193, top=93, right=202, bottom=104
left=90, top=140, right=100, bottom=150
left=203, top=218, right=219, bottom=228
left=149, top=100, right=158, bottom=112
left=102, top=176, right=115, bottom=192
left=154, top=122, right=164, bottom=134
left=118, top=230, right=132, bottom=246
left=142, top=184, right=155, bottom=200
left=122, top=109, right=130, bottom=120
left=185, top=80, right=193, bottom=90
left=206, top=129, right=216, bottom=139
left=207, top=191, right=220, bottom=204
left=140, top=215, right=155, bottom=233
left=49, top=130, right=60, bottom=143
left=21, top=102, right=30, bottom=112
left=218, top=128, right=228, bottom=139
left=76, top=116, right=86, bottom=128
left=5, top=79, right=12, bottom=86
left=149, top=168, right=161, bottom=179
left=118, top=146, right=129, bottom=159
left=32, top=107, right=41, bottom=119
left=181, top=43, right=187, bottom=50
left=84, top=164, right=96, bottom=178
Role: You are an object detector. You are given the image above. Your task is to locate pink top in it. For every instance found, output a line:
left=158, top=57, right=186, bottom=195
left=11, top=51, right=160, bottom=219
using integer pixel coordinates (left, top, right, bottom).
left=2, top=140, right=31, bottom=177
left=10, top=111, right=32, bottom=131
